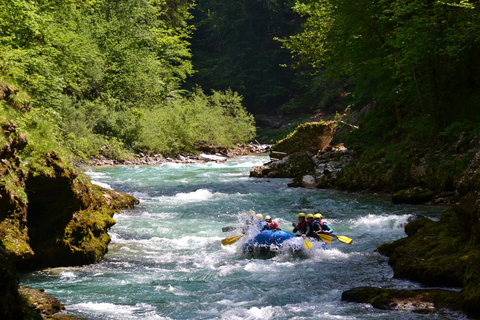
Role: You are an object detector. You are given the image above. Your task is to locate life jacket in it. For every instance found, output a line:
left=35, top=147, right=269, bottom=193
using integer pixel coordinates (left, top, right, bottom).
left=311, top=220, right=322, bottom=231
left=263, top=222, right=273, bottom=230
left=296, top=220, right=308, bottom=232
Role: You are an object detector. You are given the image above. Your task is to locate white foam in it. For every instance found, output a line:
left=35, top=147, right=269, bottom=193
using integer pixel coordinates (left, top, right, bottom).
left=72, top=302, right=134, bottom=314
left=220, top=305, right=287, bottom=320
left=350, top=214, right=410, bottom=231
left=90, top=180, right=113, bottom=190
left=60, top=271, right=77, bottom=279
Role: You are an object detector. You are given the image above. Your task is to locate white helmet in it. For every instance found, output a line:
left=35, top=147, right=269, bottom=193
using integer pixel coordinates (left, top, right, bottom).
left=265, top=215, right=271, bottom=220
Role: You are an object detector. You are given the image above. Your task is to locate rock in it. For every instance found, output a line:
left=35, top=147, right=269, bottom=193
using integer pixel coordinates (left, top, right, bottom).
left=376, top=204, right=480, bottom=318
left=250, top=151, right=316, bottom=178
left=403, top=216, right=432, bottom=236
left=342, top=287, right=463, bottom=315
left=19, top=286, right=65, bottom=317
left=301, top=175, right=318, bottom=188
left=0, top=243, right=27, bottom=320
left=392, top=187, right=434, bottom=204
left=396, top=214, right=427, bottom=229
left=270, top=121, right=336, bottom=160
left=0, top=84, right=139, bottom=270
left=198, top=153, right=227, bottom=162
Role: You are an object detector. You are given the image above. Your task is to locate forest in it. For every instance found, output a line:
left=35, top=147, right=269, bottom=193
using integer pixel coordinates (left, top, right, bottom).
left=1, top=0, right=480, bottom=160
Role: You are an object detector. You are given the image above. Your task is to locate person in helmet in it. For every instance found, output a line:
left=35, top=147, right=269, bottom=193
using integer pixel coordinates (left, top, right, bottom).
left=256, top=213, right=265, bottom=228
left=242, top=210, right=262, bottom=233
left=292, top=212, right=312, bottom=237
left=312, top=213, right=334, bottom=235
left=262, top=215, right=281, bottom=231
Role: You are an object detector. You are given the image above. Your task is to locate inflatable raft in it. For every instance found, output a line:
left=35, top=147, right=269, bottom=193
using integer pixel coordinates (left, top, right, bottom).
left=242, top=230, right=305, bottom=253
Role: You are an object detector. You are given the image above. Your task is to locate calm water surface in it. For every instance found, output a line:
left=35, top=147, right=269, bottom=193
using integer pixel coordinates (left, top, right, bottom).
left=21, top=155, right=462, bottom=319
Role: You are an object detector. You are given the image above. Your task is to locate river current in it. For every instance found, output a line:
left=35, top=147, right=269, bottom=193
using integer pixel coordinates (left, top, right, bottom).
left=20, top=155, right=461, bottom=320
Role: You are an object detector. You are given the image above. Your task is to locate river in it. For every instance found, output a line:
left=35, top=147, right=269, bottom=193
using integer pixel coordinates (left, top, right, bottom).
left=20, top=155, right=460, bottom=320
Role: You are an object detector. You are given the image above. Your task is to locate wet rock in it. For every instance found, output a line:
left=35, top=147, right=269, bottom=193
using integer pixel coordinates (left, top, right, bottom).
left=396, top=214, right=427, bottom=229
left=0, top=243, right=26, bottom=320
left=392, top=187, right=434, bottom=204
left=342, top=287, right=463, bottom=315
left=376, top=203, right=480, bottom=318
left=403, top=216, right=432, bottom=236
left=19, top=286, right=65, bottom=317
left=250, top=151, right=316, bottom=178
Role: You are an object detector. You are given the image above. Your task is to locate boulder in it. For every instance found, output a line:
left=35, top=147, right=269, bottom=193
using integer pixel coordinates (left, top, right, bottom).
left=342, top=287, right=462, bottom=315
left=392, top=187, right=434, bottom=204
left=19, top=286, right=65, bottom=318
left=250, top=151, right=316, bottom=178
left=270, top=121, right=336, bottom=160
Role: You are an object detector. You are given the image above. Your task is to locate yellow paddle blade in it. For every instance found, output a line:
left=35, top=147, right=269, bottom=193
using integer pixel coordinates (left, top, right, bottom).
left=304, top=239, right=313, bottom=249
left=317, top=234, right=332, bottom=243
left=336, top=235, right=353, bottom=245
left=221, top=234, right=245, bottom=246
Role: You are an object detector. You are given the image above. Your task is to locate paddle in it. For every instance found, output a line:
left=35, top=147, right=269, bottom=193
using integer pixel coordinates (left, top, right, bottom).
left=303, top=239, right=313, bottom=249
left=221, top=234, right=245, bottom=246
left=335, top=235, right=353, bottom=245
left=317, top=233, right=333, bottom=243
left=222, top=226, right=237, bottom=232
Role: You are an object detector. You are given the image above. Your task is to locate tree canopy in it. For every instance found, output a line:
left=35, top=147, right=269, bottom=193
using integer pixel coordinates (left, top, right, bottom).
left=281, top=0, right=480, bottom=127
left=0, top=0, right=256, bottom=158
left=186, top=0, right=301, bottom=113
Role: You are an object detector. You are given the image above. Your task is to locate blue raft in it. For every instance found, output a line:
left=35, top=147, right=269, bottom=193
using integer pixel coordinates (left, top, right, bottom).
left=242, top=230, right=304, bottom=253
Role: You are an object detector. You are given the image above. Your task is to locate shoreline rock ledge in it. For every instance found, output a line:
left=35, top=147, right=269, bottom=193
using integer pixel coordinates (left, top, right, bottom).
left=249, top=121, right=346, bottom=184
left=1, top=82, right=135, bottom=319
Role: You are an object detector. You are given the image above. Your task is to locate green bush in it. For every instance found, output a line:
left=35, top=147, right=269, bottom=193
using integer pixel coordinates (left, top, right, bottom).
left=134, top=88, right=256, bottom=154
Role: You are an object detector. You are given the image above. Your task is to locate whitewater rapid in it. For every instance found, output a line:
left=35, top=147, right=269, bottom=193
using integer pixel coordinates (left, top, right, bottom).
left=20, top=155, right=456, bottom=320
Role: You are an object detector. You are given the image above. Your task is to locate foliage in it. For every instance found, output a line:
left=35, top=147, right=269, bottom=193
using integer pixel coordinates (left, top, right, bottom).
left=282, top=0, right=480, bottom=127
left=135, top=88, right=256, bottom=154
left=186, top=0, right=301, bottom=113
left=0, top=0, right=256, bottom=159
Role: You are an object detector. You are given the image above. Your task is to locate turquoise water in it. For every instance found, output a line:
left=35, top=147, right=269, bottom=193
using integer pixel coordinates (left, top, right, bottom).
left=20, top=155, right=460, bottom=319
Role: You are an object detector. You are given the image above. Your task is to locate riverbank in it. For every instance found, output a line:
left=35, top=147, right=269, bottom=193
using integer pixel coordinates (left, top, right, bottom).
left=0, top=82, right=139, bottom=320
left=80, top=142, right=270, bottom=166
left=250, top=121, right=480, bottom=318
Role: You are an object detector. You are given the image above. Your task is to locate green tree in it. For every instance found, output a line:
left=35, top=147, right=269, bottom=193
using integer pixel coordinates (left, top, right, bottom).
left=282, top=0, right=480, bottom=126
left=186, top=0, right=301, bottom=113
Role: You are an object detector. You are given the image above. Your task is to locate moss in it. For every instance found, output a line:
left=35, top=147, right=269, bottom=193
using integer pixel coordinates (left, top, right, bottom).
left=271, top=121, right=336, bottom=158
left=1, top=81, right=138, bottom=270
left=342, top=286, right=463, bottom=315
left=392, top=187, right=434, bottom=204
left=376, top=202, right=480, bottom=317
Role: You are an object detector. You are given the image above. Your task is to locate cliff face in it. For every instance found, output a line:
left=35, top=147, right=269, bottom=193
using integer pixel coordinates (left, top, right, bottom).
left=0, top=120, right=138, bottom=269
left=0, top=81, right=138, bottom=319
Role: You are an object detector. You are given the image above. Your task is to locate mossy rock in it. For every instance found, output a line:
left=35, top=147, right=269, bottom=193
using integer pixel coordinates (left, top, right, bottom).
left=19, top=286, right=64, bottom=317
left=392, top=187, right=434, bottom=204
left=376, top=203, right=480, bottom=318
left=1, top=84, right=139, bottom=270
left=270, top=121, right=336, bottom=159
left=404, top=217, right=435, bottom=237
left=250, top=151, right=316, bottom=178
left=342, top=286, right=463, bottom=315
